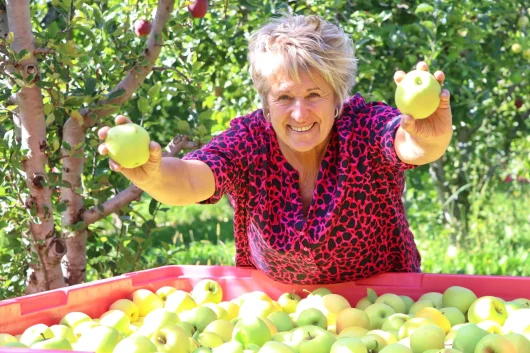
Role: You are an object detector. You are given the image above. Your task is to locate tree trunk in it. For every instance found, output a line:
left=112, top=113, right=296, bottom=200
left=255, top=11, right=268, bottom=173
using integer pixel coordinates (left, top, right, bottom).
left=60, top=0, right=177, bottom=286
left=6, top=0, right=66, bottom=294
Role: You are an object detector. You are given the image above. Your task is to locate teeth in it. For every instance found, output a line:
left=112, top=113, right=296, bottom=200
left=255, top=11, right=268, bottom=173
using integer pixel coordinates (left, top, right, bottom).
left=290, top=123, right=314, bottom=132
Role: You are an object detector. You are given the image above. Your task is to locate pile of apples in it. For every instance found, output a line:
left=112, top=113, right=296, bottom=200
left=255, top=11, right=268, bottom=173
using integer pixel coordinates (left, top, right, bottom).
left=1, top=281, right=529, bottom=353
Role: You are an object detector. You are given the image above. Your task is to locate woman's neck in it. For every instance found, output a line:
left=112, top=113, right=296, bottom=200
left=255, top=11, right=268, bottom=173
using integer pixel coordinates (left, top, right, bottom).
left=278, top=136, right=330, bottom=175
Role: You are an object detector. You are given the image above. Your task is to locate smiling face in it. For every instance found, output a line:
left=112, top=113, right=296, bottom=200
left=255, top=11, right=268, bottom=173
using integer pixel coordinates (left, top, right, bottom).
left=267, top=69, right=338, bottom=157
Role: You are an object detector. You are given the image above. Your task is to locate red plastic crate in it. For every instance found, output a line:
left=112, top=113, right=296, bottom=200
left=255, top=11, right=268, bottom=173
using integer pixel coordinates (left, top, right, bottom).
left=1, top=265, right=529, bottom=352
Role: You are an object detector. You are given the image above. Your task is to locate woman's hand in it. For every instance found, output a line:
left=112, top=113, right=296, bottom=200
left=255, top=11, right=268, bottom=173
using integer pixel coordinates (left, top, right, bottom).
left=98, top=115, right=163, bottom=187
left=394, top=61, right=453, bottom=143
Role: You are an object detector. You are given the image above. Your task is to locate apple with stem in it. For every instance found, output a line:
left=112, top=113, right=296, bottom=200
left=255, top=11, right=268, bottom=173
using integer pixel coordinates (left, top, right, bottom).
left=188, top=0, right=208, bottom=19
left=395, top=70, right=441, bottom=120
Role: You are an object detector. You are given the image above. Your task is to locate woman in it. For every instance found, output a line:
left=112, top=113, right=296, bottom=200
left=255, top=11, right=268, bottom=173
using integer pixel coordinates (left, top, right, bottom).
left=98, top=15, right=452, bottom=285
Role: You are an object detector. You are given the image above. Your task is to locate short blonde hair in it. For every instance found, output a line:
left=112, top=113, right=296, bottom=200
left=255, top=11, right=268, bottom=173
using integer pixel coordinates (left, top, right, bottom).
left=248, top=14, right=357, bottom=114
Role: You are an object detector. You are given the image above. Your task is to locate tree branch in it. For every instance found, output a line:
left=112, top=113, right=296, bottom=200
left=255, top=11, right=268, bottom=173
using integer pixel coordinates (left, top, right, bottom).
left=81, top=135, right=201, bottom=226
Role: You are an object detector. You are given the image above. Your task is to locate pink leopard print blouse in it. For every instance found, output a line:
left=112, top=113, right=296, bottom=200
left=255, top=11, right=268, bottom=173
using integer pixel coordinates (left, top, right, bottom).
left=183, top=93, right=422, bottom=284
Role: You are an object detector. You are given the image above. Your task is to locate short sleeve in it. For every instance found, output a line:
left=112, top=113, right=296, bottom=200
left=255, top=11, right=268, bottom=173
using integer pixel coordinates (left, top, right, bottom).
left=362, top=100, right=418, bottom=171
left=182, top=116, right=251, bottom=204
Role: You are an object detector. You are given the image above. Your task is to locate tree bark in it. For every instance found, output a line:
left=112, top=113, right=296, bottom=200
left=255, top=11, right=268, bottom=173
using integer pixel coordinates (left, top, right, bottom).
left=60, top=0, right=176, bottom=286
left=6, top=0, right=66, bottom=294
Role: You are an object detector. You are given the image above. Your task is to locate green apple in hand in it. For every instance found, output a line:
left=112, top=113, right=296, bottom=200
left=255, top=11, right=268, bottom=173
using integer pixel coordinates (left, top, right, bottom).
left=73, top=325, right=121, bottom=353
left=30, top=336, right=72, bottom=350
left=442, top=286, right=477, bottom=315
left=395, top=69, right=441, bottom=119
left=20, top=323, right=55, bottom=346
left=105, top=123, right=150, bottom=168
left=191, top=279, right=224, bottom=305
left=296, top=308, right=328, bottom=329
left=150, top=324, right=191, bottom=353
left=290, top=325, right=336, bottom=353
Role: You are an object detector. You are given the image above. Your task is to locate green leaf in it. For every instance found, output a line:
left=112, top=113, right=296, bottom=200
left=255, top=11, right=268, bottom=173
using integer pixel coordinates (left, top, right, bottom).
left=107, top=88, right=126, bottom=100
left=148, top=199, right=159, bottom=216
left=415, top=3, right=434, bottom=14
left=138, top=97, right=150, bottom=113
left=148, top=83, right=162, bottom=99
left=367, top=288, right=378, bottom=303
left=16, top=50, right=31, bottom=62
left=84, top=78, right=97, bottom=95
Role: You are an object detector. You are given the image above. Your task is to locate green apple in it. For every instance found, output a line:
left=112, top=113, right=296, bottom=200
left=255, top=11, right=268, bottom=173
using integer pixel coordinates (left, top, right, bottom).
left=105, top=123, right=150, bottom=168
left=99, top=309, right=132, bottom=336
left=361, top=331, right=389, bottom=352
left=272, top=330, right=292, bottom=343
left=408, top=300, right=433, bottom=316
left=336, top=308, right=371, bottom=333
left=179, top=306, right=218, bottom=333
left=73, top=325, right=121, bottom=353
left=218, top=301, right=240, bottom=321
left=0, top=333, right=18, bottom=346
left=246, top=343, right=261, bottom=352
left=203, top=304, right=229, bottom=321
left=132, top=289, right=164, bottom=317
left=330, top=336, right=367, bottom=353
left=165, top=290, right=198, bottom=314
left=113, top=333, right=158, bottom=353
left=442, top=286, right=477, bottom=314
left=399, top=296, right=414, bottom=314
left=397, top=318, right=435, bottom=340
left=409, top=324, right=444, bottom=353
left=49, top=324, right=76, bottom=344
left=414, top=307, right=451, bottom=334
left=176, top=321, right=197, bottom=337
left=379, top=343, right=413, bottom=353
left=505, top=333, right=530, bottom=353
left=232, top=316, right=272, bottom=348
left=278, top=292, right=302, bottom=314
left=338, top=326, right=369, bottom=339
left=511, top=43, right=523, bottom=54
left=60, top=311, right=92, bottom=329
left=467, top=296, right=508, bottom=325
left=474, top=333, right=517, bottom=353
left=503, top=308, right=530, bottom=334
left=376, top=294, right=406, bottom=314
left=267, top=311, right=295, bottom=332
left=395, top=69, right=441, bottom=119
left=198, top=332, right=225, bottom=349
left=204, top=319, right=235, bottom=343
left=239, top=298, right=277, bottom=319
left=296, top=308, right=328, bottom=329
left=193, top=348, right=213, bottom=353
left=290, top=325, right=336, bottom=353
left=307, top=288, right=332, bottom=298
left=418, top=293, right=443, bottom=309
left=319, top=294, right=351, bottom=326
left=110, top=299, right=140, bottom=323
left=30, top=336, right=72, bottom=350
left=513, top=298, right=530, bottom=308
left=452, top=323, right=488, bottom=353
left=381, top=313, right=410, bottom=332
left=2, top=342, right=28, bottom=348
left=139, top=308, right=180, bottom=338
left=20, top=323, right=55, bottom=346
left=477, top=320, right=503, bottom=334
left=258, top=340, right=297, bottom=353
left=355, top=297, right=373, bottom=310
left=156, top=286, right=177, bottom=302
left=150, top=324, right=190, bottom=353
left=439, top=307, right=465, bottom=327
left=364, top=303, right=396, bottom=330
left=73, top=320, right=101, bottom=340
left=505, top=301, right=525, bottom=315
left=212, top=341, right=244, bottom=353
left=191, top=279, right=223, bottom=305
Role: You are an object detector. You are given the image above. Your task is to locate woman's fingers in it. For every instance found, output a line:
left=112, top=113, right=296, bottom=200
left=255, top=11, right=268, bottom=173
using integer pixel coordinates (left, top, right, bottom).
left=416, top=61, right=429, bottom=71
left=394, top=70, right=406, bottom=85
left=115, top=115, right=132, bottom=125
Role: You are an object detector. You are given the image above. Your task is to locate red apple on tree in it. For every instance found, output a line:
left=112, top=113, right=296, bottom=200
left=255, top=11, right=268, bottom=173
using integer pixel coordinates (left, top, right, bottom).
left=134, top=19, right=152, bottom=37
left=188, top=0, right=208, bottom=19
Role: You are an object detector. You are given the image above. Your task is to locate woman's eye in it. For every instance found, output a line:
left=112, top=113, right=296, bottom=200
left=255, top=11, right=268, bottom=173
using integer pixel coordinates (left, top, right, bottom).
left=308, top=92, right=320, bottom=98
left=278, top=95, right=291, bottom=100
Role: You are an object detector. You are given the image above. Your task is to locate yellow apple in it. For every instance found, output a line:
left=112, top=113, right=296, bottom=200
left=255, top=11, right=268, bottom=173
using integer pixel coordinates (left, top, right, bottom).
left=338, top=326, right=369, bottom=339
left=150, top=324, right=190, bottom=353
left=397, top=318, right=435, bottom=339
left=49, top=324, right=76, bottom=344
left=99, top=309, right=132, bottom=336
left=468, top=296, right=508, bottom=325
left=335, top=308, right=371, bottom=333
left=165, top=290, right=197, bottom=314
left=204, top=319, right=235, bottom=343
left=0, top=333, right=18, bottom=346
left=132, top=289, right=164, bottom=317
left=198, top=331, right=224, bottom=349
left=73, top=320, right=101, bottom=340
left=395, top=70, right=441, bottom=119
left=139, top=308, right=180, bottom=338
left=178, top=306, right=218, bottom=333
left=191, top=279, right=224, bottom=305
left=20, top=323, right=54, bottom=346
left=203, top=303, right=230, bottom=321
left=320, top=294, right=351, bottom=326
left=278, top=292, right=302, bottom=314
left=30, top=336, right=72, bottom=350
left=218, top=301, right=240, bottom=321
left=156, top=286, right=177, bottom=302
left=110, top=299, right=140, bottom=323
left=60, top=311, right=92, bottom=329
left=73, top=325, right=121, bottom=353
left=414, top=307, right=451, bottom=334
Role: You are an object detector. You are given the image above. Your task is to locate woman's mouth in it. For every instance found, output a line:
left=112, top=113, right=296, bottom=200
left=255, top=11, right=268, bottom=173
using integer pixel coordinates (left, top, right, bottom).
left=289, top=123, right=315, bottom=132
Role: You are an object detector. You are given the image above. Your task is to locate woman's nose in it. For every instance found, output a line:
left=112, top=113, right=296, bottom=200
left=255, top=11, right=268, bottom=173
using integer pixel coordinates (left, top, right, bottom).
left=290, top=99, right=308, bottom=121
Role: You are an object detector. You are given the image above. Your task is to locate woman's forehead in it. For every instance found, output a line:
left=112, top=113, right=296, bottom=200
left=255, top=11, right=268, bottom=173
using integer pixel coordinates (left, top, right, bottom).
left=269, top=69, right=328, bottom=92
